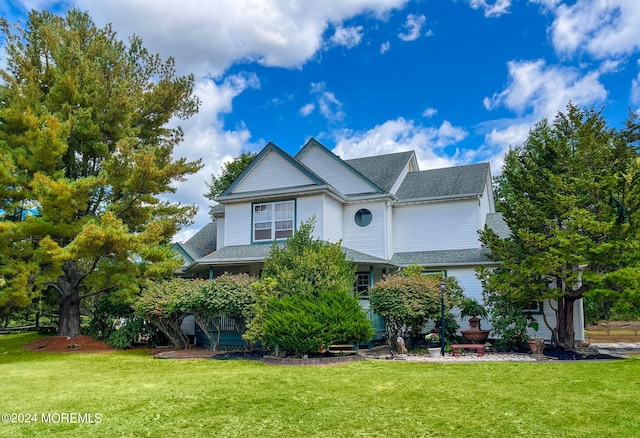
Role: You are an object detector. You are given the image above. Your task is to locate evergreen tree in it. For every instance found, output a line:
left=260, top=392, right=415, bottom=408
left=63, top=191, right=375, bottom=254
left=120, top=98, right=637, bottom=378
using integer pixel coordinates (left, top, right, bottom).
left=244, top=218, right=372, bottom=355
left=0, top=9, right=201, bottom=336
left=479, top=104, right=640, bottom=349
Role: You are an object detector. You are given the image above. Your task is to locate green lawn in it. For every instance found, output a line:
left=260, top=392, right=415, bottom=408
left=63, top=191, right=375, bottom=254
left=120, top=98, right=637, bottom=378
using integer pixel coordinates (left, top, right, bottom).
left=1, top=333, right=638, bottom=437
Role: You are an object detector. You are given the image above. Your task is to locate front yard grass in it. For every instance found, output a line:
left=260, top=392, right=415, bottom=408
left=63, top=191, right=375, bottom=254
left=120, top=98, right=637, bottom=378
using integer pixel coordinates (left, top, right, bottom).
left=1, top=332, right=639, bottom=437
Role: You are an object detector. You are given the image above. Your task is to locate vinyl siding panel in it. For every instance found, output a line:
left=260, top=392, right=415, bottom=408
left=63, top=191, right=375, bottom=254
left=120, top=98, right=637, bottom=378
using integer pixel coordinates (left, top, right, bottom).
left=224, top=203, right=252, bottom=246
left=478, top=184, right=492, bottom=229
left=446, top=268, right=493, bottom=333
left=299, top=147, right=373, bottom=195
left=342, top=201, right=387, bottom=258
left=385, top=202, right=393, bottom=260
left=296, top=195, right=325, bottom=240
left=323, top=196, right=343, bottom=243
left=393, top=200, right=481, bottom=252
left=295, top=194, right=343, bottom=242
left=448, top=268, right=483, bottom=301
left=217, top=218, right=225, bottom=249
left=233, top=150, right=315, bottom=193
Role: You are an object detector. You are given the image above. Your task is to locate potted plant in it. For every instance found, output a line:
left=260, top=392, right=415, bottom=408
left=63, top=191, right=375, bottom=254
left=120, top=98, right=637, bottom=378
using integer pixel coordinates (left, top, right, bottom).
left=425, top=332, right=439, bottom=347
left=459, top=297, right=490, bottom=344
left=425, top=332, right=440, bottom=357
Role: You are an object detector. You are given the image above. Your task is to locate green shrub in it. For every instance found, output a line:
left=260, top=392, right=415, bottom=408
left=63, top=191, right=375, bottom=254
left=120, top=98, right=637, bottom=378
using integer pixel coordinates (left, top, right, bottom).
left=86, top=295, right=158, bottom=349
left=263, top=290, right=372, bottom=357
left=134, top=278, right=193, bottom=349
left=369, top=270, right=462, bottom=346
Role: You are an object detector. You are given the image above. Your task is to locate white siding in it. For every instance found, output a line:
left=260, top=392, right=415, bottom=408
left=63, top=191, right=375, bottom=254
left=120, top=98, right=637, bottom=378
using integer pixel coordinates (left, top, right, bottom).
left=299, top=147, right=373, bottom=195
left=448, top=268, right=483, bottom=301
left=393, top=200, right=481, bottom=252
left=478, top=184, right=492, bottom=229
left=342, top=201, right=387, bottom=258
left=385, top=202, right=393, bottom=260
left=440, top=269, right=491, bottom=333
left=295, top=194, right=343, bottom=242
left=233, top=150, right=314, bottom=193
left=217, top=218, right=225, bottom=249
left=296, top=195, right=325, bottom=239
left=224, top=203, right=252, bottom=246
left=323, top=196, right=343, bottom=243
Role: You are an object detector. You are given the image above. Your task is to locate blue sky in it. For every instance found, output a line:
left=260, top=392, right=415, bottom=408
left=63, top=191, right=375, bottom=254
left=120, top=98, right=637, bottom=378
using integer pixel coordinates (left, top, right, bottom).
left=3, top=0, right=640, bottom=241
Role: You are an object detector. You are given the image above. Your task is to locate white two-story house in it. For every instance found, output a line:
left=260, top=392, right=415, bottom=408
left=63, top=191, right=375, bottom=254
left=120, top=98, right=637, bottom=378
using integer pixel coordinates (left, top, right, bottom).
left=174, top=138, right=584, bottom=345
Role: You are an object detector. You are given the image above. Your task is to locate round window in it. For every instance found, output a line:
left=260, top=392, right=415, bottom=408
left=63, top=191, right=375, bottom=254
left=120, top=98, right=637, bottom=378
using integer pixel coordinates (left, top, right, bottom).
left=354, top=208, right=372, bottom=227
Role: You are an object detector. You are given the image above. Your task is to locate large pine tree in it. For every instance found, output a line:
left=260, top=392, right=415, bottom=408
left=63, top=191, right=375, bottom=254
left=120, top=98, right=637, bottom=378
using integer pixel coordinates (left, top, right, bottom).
left=0, top=9, right=202, bottom=336
left=480, top=104, right=640, bottom=349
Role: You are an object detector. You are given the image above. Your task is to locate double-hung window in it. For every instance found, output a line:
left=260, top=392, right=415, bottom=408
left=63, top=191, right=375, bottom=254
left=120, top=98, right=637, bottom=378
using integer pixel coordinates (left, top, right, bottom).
left=354, top=272, right=370, bottom=297
left=253, top=200, right=294, bottom=242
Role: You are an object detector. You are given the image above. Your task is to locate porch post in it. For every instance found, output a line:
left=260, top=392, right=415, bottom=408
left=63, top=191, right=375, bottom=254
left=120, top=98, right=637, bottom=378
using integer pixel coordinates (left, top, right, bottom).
left=209, top=266, right=214, bottom=280
left=440, top=279, right=445, bottom=357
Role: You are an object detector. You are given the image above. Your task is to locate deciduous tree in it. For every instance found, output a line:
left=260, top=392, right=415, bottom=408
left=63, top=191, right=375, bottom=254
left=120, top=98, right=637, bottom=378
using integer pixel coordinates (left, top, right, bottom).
left=369, top=266, right=462, bottom=347
left=205, top=151, right=256, bottom=200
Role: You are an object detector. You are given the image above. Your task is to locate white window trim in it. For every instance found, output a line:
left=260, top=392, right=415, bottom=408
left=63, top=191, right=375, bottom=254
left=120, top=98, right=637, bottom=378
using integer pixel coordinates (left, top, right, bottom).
left=252, top=200, right=295, bottom=242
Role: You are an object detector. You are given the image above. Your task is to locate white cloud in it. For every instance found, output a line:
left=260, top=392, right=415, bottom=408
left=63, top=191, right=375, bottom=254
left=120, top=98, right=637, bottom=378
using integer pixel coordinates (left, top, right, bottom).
left=544, top=1, right=640, bottom=59
left=36, top=0, right=409, bottom=242
left=163, top=74, right=260, bottom=241
left=380, top=41, right=391, bottom=54
left=310, top=82, right=345, bottom=121
left=71, top=0, right=408, bottom=76
left=299, top=103, right=316, bottom=116
left=422, top=107, right=437, bottom=118
left=330, top=25, right=364, bottom=49
left=468, top=0, right=511, bottom=18
left=484, top=59, right=607, bottom=118
left=332, top=117, right=466, bottom=170
left=398, top=13, right=426, bottom=42
left=481, top=59, right=610, bottom=164
left=529, top=0, right=560, bottom=10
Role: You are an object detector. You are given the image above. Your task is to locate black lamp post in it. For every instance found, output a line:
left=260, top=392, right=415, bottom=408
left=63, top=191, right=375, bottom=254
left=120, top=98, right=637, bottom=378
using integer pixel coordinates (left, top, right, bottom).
left=440, top=279, right=445, bottom=356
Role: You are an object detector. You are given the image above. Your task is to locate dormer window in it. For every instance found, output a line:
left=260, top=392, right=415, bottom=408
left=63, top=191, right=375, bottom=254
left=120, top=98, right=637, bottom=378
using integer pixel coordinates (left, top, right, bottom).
left=253, top=200, right=294, bottom=242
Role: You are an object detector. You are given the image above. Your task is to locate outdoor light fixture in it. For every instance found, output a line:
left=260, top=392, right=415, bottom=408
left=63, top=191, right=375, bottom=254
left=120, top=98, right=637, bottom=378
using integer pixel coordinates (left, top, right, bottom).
left=440, top=279, right=445, bottom=356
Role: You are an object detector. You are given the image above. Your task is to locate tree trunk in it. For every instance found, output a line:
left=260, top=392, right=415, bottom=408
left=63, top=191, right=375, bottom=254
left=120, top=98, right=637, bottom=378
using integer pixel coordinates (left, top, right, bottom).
left=35, top=298, right=41, bottom=329
left=57, top=261, right=83, bottom=337
left=555, top=295, right=576, bottom=350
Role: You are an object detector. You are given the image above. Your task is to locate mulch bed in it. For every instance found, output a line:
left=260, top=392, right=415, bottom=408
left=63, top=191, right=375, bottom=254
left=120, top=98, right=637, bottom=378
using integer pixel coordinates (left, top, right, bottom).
left=542, top=347, right=623, bottom=361
left=23, top=335, right=114, bottom=353
left=20, top=336, right=627, bottom=361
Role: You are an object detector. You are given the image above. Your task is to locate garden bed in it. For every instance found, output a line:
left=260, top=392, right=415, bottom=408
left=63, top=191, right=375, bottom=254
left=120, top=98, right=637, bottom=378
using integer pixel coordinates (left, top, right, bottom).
left=22, top=335, right=113, bottom=352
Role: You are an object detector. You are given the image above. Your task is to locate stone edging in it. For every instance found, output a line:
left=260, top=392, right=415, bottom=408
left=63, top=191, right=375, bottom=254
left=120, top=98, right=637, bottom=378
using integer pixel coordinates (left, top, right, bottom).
left=262, top=354, right=365, bottom=366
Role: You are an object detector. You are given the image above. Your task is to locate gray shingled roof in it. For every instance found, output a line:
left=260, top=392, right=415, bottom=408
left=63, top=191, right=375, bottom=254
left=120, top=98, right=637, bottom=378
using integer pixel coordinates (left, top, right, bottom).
left=485, top=212, right=511, bottom=239
left=196, top=243, right=391, bottom=265
left=345, top=151, right=414, bottom=192
left=391, top=248, right=495, bottom=267
left=179, top=222, right=217, bottom=260
left=200, top=243, right=277, bottom=262
left=209, top=204, right=225, bottom=217
left=395, top=163, right=490, bottom=201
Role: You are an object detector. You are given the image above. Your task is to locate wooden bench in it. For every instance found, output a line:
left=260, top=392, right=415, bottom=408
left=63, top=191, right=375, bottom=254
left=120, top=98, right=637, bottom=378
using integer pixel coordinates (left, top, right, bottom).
left=328, top=344, right=357, bottom=355
left=451, top=344, right=486, bottom=357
